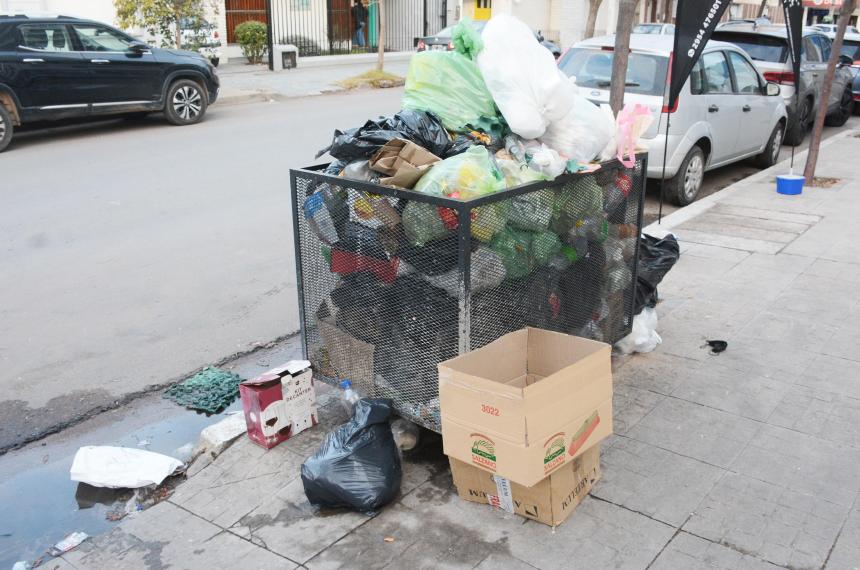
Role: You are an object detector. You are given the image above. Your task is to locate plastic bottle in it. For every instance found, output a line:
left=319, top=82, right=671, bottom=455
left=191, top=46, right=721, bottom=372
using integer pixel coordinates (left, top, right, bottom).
left=339, top=379, right=361, bottom=415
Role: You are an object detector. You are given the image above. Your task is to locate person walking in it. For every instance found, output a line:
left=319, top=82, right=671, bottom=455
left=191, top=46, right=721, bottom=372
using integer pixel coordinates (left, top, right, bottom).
left=352, top=0, right=368, bottom=47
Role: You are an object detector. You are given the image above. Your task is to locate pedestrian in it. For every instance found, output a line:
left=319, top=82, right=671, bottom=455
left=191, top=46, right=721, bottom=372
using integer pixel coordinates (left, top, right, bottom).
left=352, top=0, right=368, bottom=47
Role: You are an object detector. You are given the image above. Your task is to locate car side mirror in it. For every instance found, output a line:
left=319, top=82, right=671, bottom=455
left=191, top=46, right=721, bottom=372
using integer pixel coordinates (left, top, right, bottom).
left=128, top=41, right=149, bottom=54
left=839, top=54, right=853, bottom=67
left=765, top=81, right=780, bottom=96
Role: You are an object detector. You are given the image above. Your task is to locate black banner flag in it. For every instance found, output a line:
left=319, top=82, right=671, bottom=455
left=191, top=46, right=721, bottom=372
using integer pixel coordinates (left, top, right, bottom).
left=669, top=0, right=732, bottom=109
left=782, top=0, right=804, bottom=86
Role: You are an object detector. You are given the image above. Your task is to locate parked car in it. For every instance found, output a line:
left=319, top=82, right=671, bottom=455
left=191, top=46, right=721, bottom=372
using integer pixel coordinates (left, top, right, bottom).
left=813, top=23, right=860, bottom=35
left=558, top=34, right=787, bottom=206
left=713, top=23, right=854, bottom=145
left=417, top=20, right=562, bottom=58
left=822, top=31, right=860, bottom=75
left=0, top=14, right=219, bottom=152
left=632, top=23, right=675, bottom=35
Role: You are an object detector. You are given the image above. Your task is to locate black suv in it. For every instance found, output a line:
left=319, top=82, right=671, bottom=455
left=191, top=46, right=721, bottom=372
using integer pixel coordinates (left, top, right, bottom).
left=0, top=14, right=219, bottom=152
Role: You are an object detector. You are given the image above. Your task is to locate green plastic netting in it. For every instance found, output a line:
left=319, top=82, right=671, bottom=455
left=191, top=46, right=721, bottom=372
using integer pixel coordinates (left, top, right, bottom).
left=163, top=366, right=243, bottom=414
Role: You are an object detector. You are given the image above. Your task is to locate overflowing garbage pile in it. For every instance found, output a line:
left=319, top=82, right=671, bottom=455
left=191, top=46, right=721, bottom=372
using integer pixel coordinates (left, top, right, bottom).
left=295, top=15, right=652, bottom=431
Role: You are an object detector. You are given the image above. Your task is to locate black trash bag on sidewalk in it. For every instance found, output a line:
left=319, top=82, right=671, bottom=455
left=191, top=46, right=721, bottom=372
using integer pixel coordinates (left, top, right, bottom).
left=301, top=398, right=402, bottom=512
left=317, top=109, right=453, bottom=161
left=634, top=234, right=680, bottom=314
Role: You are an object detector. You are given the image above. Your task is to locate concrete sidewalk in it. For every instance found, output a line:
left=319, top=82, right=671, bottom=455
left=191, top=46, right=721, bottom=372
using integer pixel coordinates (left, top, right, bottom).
left=60, top=129, right=860, bottom=570
left=215, top=54, right=411, bottom=105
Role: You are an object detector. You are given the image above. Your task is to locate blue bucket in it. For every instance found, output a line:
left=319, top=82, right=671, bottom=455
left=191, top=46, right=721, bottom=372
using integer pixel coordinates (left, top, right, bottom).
left=776, top=174, right=804, bottom=195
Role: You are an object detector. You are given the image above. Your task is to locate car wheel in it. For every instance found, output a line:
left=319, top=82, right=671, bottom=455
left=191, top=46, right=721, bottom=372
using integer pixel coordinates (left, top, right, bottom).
left=754, top=122, right=785, bottom=169
left=666, top=146, right=705, bottom=207
left=824, top=89, right=853, bottom=127
left=784, top=98, right=811, bottom=146
left=0, top=103, right=13, bottom=153
left=164, top=79, right=207, bottom=126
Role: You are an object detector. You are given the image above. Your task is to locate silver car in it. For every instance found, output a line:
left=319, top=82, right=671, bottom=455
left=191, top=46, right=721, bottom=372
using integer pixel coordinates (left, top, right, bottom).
left=713, top=24, right=855, bottom=145
left=558, top=35, right=787, bottom=206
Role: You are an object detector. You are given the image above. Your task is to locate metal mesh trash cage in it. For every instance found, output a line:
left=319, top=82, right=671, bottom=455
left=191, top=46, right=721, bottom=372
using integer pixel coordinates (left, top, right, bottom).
left=291, top=154, right=647, bottom=432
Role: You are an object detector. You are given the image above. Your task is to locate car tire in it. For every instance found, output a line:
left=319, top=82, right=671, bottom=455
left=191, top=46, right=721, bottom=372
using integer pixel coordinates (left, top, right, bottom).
left=824, top=89, right=853, bottom=127
left=164, top=79, right=207, bottom=126
left=0, top=103, right=13, bottom=153
left=665, top=145, right=705, bottom=207
left=754, top=122, right=785, bottom=169
left=784, top=98, right=811, bottom=146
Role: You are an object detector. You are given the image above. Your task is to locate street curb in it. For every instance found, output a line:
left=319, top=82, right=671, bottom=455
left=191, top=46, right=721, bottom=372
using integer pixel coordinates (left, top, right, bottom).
left=643, top=126, right=860, bottom=237
left=216, top=89, right=284, bottom=106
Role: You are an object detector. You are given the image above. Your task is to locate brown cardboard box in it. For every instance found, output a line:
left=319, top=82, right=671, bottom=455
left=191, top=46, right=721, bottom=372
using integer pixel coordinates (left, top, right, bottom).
left=449, top=445, right=601, bottom=527
left=439, top=328, right=612, bottom=487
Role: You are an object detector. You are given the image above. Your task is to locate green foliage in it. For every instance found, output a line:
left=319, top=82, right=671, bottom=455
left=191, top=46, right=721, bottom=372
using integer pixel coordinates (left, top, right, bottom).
left=235, top=20, right=269, bottom=64
left=114, top=0, right=203, bottom=48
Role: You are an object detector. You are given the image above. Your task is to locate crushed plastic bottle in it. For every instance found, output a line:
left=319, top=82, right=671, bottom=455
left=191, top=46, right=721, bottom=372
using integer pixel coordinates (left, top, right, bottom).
left=339, top=379, right=362, bottom=416
left=390, top=418, right=421, bottom=451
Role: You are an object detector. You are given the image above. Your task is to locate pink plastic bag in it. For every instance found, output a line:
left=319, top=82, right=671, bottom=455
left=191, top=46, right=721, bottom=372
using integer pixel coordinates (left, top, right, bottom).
left=614, top=104, right=654, bottom=168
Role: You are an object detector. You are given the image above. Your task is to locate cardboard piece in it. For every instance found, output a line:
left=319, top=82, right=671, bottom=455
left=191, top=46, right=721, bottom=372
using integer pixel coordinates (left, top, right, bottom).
left=240, top=361, right=318, bottom=449
left=450, top=445, right=601, bottom=527
left=439, top=328, right=612, bottom=487
left=369, top=138, right=441, bottom=188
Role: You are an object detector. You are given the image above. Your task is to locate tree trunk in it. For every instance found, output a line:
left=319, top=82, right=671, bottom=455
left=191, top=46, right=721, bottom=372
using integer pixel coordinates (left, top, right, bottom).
left=756, top=0, right=769, bottom=18
left=377, top=0, right=385, bottom=71
left=585, top=0, right=603, bottom=39
left=804, top=0, right=855, bottom=183
left=610, top=0, right=636, bottom=116
left=174, top=6, right=182, bottom=49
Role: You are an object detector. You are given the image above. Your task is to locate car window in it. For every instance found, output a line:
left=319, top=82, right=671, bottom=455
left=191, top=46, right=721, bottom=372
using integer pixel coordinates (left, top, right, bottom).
left=558, top=48, right=669, bottom=96
left=18, top=23, right=74, bottom=52
left=665, top=25, right=675, bottom=34
left=702, top=51, right=733, bottom=94
left=728, top=51, right=761, bottom=93
left=711, top=31, right=788, bottom=62
left=841, top=40, right=860, bottom=60
left=633, top=24, right=661, bottom=34
left=812, top=35, right=831, bottom=61
left=690, top=59, right=705, bottom=95
left=802, top=37, right=821, bottom=62
left=72, top=24, right=133, bottom=52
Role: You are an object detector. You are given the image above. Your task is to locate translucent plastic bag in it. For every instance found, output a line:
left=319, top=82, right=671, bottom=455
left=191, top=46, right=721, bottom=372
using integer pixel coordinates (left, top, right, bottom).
left=403, top=50, right=501, bottom=133
left=540, top=96, right=615, bottom=163
left=402, top=201, right=450, bottom=246
left=507, top=188, right=554, bottom=231
left=532, top=230, right=562, bottom=266
left=490, top=227, right=533, bottom=279
left=424, top=246, right=506, bottom=296
left=301, top=399, right=402, bottom=512
left=413, top=146, right=504, bottom=199
left=477, top=14, right=576, bottom=139
left=615, top=307, right=661, bottom=355
left=551, top=177, right=605, bottom=238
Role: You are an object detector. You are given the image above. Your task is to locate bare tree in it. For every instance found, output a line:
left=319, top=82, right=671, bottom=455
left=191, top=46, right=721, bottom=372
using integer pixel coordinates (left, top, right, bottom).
left=804, top=0, right=856, bottom=182
left=376, top=0, right=385, bottom=71
left=585, top=0, right=604, bottom=39
left=609, top=0, right=636, bottom=115
left=756, top=0, right=769, bottom=18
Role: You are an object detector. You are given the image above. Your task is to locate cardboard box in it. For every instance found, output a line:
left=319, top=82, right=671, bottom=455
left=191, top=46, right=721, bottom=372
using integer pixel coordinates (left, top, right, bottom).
left=240, top=361, right=318, bottom=449
left=439, top=328, right=612, bottom=487
left=450, top=445, right=601, bottom=527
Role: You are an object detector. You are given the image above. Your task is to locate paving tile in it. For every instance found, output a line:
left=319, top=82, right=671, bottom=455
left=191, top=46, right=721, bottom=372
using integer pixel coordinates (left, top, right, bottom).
left=613, top=351, right=702, bottom=395
left=734, top=309, right=838, bottom=355
left=804, top=258, right=860, bottom=285
left=592, top=436, right=725, bottom=526
left=713, top=204, right=820, bottom=226
left=650, top=531, right=785, bottom=570
left=820, top=323, right=860, bottom=364
left=706, top=338, right=818, bottom=383
left=670, top=229, right=785, bottom=254
left=684, top=472, right=848, bottom=570
left=730, top=424, right=860, bottom=505
left=670, top=362, right=790, bottom=422
left=612, top=383, right=665, bottom=435
left=679, top=242, right=751, bottom=264
left=474, top=552, right=538, bottom=569
left=626, top=397, right=760, bottom=468
left=825, top=504, right=860, bottom=570
left=767, top=384, right=860, bottom=449
left=793, top=354, right=860, bottom=400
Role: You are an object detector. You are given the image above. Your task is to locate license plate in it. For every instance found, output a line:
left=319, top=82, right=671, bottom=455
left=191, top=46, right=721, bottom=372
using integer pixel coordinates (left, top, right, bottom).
left=431, top=44, right=446, bottom=51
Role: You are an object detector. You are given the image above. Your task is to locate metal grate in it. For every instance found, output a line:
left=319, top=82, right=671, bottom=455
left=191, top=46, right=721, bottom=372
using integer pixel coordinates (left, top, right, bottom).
left=291, top=155, right=647, bottom=432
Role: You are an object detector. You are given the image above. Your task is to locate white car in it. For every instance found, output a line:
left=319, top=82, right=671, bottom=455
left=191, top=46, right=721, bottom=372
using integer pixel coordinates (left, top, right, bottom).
left=632, top=23, right=675, bottom=35
left=813, top=23, right=860, bottom=35
left=558, top=34, right=788, bottom=206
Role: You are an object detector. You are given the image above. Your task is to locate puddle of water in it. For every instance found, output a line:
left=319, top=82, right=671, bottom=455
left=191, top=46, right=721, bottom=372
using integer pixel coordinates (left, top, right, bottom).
left=0, top=395, right=240, bottom=568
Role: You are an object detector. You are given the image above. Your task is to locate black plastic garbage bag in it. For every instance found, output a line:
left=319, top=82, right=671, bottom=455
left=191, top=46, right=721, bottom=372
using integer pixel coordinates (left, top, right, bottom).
left=635, top=234, right=680, bottom=314
left=317, top=109, right=453, bottom=161
left=301, top=398, right=402, bottom=512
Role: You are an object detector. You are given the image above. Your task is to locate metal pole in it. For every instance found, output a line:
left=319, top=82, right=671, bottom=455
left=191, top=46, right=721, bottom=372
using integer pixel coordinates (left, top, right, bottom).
left=657, top=110, right=670, bottom=223
left=265, top=0, right=275, bottom=71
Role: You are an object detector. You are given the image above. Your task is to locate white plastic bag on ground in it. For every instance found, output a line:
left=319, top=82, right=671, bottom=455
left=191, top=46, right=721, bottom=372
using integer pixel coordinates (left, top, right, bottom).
left=615, top=307, right=662, bottom=355
left=70, top=446, right=184, bottom=489
left=477, top=14, right=576, bottom=139
left=540, top=95, right=616, bottom=163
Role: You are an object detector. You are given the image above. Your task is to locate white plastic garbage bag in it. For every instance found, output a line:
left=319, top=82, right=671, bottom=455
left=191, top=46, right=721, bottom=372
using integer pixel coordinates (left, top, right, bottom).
left=70, top=446, right=184, bottom=489
left=614, top=307, right=662, bottom=355
left=539, top=95, right=616, bottom=163
left=477, top=14, right=576, bottom=139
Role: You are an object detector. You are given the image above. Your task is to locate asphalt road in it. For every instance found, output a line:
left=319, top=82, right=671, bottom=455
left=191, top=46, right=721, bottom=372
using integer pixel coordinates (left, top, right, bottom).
left=1, top=92, right=856, bottom=450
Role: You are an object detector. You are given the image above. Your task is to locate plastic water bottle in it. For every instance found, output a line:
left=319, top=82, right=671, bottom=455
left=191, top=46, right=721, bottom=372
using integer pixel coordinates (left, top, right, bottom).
left=339, top=379, right=361, bottom=415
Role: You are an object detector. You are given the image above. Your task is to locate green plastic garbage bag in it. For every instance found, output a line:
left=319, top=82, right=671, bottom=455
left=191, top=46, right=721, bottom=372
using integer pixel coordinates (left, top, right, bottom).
left=490, top=227, right=533, bottom=279
left=403, top=51, right=501, bottom=133
left=507, top=189, right=555, bottom=231
left=532, top=230, right=562, bottom=267
left=452, top=19, right=484, bottom=60
left=402, top=201, right=450, bottom=246
left=414, top=146, right=504, bottom=199
left=551, top=176, right=605, bottom=238
left=471, top=202, right=509, bottom=243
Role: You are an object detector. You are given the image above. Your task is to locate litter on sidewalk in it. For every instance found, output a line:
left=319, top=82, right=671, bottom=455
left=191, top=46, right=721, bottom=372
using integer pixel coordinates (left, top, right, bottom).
left=194, top=412, right=247, bottom=459
left=49, top=531, right=89, bottom=556
left=163, top=366, right=243, bottom=414
left=70, top=446, right=184, bottom=489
